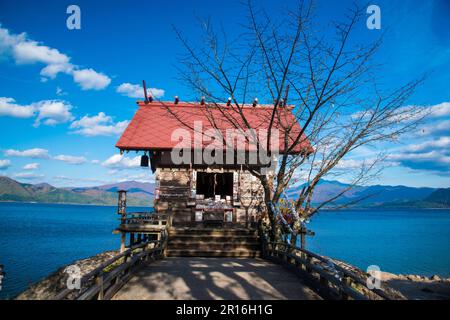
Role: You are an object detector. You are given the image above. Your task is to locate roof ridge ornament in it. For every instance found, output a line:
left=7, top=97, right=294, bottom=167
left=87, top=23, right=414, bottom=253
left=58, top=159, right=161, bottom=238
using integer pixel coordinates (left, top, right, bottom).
left=283, top=84, right=290, bottom=107
left=142, top=80, right=153, bottom=103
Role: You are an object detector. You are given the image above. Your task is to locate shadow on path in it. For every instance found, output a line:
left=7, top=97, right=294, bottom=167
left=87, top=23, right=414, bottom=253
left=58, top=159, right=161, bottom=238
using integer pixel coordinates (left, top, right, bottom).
left=112, top=257, right=321, bottom=300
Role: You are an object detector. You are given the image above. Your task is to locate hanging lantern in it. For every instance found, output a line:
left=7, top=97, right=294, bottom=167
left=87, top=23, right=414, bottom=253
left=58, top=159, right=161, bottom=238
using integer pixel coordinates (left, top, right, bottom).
left=140, top=154, right=149, bottom=167
left=149, top=151, right=156, bottom=173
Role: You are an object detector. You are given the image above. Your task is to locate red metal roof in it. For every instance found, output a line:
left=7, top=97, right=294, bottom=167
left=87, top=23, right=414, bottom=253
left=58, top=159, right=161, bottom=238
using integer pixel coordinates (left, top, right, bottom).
left=116, top=101, right=313, bottom=154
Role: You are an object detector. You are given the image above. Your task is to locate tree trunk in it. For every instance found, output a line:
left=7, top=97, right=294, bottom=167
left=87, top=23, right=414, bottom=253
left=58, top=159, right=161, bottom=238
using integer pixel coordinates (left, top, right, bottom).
left=266, top=202, right=277, bottom=242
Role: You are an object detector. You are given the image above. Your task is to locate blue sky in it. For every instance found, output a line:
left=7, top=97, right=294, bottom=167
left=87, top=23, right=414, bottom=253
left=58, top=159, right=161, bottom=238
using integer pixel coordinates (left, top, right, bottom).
left=0, top=0, right=449, bottom=188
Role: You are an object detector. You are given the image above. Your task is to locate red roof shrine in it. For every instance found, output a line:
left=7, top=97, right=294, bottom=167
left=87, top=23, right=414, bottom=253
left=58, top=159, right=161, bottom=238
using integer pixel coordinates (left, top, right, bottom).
left=116, top=101, right=313, bottom=155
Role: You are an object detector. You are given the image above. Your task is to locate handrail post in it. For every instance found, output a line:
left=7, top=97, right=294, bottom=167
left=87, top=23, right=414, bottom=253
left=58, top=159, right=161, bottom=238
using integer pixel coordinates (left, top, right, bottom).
left=305, top=253, right=312, bottom=274
left=164, top=228, right=169, bottom=257
left=294, top=252, right=302, bottom=269
left=286, top=244, right=294, bottom=265
left=120, top=232, right=126, bottom=253
left=96, top=273, right=104, bottom=300
left=319, top=274, right=328, bottom=290
left=341, top=275, right=352, bottom=300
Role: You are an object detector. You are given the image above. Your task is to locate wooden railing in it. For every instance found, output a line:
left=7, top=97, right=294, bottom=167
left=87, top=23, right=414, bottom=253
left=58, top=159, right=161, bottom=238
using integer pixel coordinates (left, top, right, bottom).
left=54, top=238, right=167, bottom=300
left=261, top=237, right=398, bottom=300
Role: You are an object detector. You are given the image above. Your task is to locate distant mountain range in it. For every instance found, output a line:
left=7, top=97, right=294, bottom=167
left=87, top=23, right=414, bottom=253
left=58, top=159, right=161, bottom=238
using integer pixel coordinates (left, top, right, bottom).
left=0, top=176, right=154, bottom=207
left=286, top=180, right=450, bottom=208
left=0, top=176, right=449, bottom=208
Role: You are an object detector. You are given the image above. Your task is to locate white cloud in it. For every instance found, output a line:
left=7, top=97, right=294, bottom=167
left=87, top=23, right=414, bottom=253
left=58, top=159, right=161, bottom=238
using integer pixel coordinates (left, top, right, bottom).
left=335, top=159, right=367, bottom=170
left=391, top=151, right=450, bottom=162
left=352, top=102, right=450, bottom=123
left=334, top=158, right=400, bottom=173
left=116, top=82, right=165, bottom=99
left=0, top=97, right=73, bottom=126
left=102, top=154, right=141, bottom=168
left=403, top=136, right=450, bottom=153
left=23, top=163, right=40, bottom=170
left=13, top=172, right=44, bottom=180
left=56, top=87, right=67, bottom=96
left=427, top=102, right=450, bottom=118
left=40, top=63, right=73, bottom=79
left=53, top=175, right=107, bottom=184
left=397, top=102, right=450, bottom=121
left=71, top=112, right=111, bottom=127
left=389, top=151, right=450, bottom=173
left=70, top=112, right=129, bottom=136
left=117, top=172, right=155, bottom=183
left=0, top=97, right=35, bottom=118
left=0, top=26, right=25, bottom=53
left=53, top=154, right=87, bottom=165
left=388, top=133, right=450, bottom=173
left=0, top=159, right=11, bottom=170
left=33, top=100, right=74, bottom=126
left=0, top=24, right=111, bottom=90
left=349, top=102, right=450, bottom=175
left=72, top=68, right=111, bottom=90
left=4, top=148, right=92, bottom=166
left=13, top=40, right=70, bottom=66
left=417, top=119, right=450, bottom=137
left=4, top=148, right=49, bottom=159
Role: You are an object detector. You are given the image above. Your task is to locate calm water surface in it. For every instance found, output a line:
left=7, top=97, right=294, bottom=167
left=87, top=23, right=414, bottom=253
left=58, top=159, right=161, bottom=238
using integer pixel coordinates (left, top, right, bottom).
left=307, top=209, right=450, bottom=278
left=0, top=202, right=449, bottom=299
left=0, top=202, right=151, bottom=299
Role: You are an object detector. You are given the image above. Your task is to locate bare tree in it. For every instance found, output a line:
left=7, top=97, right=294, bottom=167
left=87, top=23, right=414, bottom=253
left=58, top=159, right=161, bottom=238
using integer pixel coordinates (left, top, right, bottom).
left=170, top=0, right=425, bottom=242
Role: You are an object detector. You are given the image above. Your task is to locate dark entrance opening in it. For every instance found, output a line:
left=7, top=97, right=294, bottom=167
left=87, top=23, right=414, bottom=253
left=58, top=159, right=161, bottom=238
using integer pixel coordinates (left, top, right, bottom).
left=196, top=172, right=215, bottom=198
left=196, top=172, right=233, bottom=199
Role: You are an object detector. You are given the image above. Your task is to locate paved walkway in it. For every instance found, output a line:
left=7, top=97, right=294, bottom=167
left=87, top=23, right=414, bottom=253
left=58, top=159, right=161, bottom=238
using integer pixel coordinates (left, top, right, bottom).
left=112, top=257, right=321, bottom=300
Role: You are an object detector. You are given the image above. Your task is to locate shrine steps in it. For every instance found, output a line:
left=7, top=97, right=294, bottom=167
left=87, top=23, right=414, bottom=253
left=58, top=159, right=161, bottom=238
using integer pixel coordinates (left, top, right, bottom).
left=166, top=227, right=261, bottom=258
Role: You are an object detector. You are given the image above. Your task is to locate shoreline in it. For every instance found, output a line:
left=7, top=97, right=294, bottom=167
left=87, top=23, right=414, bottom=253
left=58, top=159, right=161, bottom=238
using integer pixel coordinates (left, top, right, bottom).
left=15, top=250, right=119, bottom=300
left=321, top=207, right=450, bottom=211
left=1, top=200, right=449, bottom=210
left=379, top=271, right=450, bottom=300
left=332, top=259, right=450, bottom=300
left=0, top=200, right=153, bottom=208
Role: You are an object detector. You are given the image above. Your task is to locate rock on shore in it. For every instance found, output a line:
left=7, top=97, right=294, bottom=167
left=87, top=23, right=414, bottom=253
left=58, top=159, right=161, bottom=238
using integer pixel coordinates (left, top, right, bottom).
left=15, top=250, right=118, bottom=300
left=380, top=272, right=450, bottom=300
left=332, top=259, right=450, bottom=300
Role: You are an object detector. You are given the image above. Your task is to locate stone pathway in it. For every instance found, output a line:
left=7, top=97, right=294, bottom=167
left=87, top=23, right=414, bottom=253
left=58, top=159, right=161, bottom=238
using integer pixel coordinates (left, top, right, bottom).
left=112, top=257, right=321, bottom=300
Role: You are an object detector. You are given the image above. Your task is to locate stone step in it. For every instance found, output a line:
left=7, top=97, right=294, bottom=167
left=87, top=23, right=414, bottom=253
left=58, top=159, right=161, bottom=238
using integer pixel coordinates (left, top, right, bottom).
left=168, top=241, right=260, bottom=251
left=167, top=227, right=260, bottom=258
left=166, top=249, right=261, bottom=258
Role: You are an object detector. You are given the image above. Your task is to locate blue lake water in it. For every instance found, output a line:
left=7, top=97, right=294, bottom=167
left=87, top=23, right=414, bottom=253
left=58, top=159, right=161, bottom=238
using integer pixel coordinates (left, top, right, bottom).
left=307, top=209, right=450, bottom=278
left=0, top=202, right=449, bottom=299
